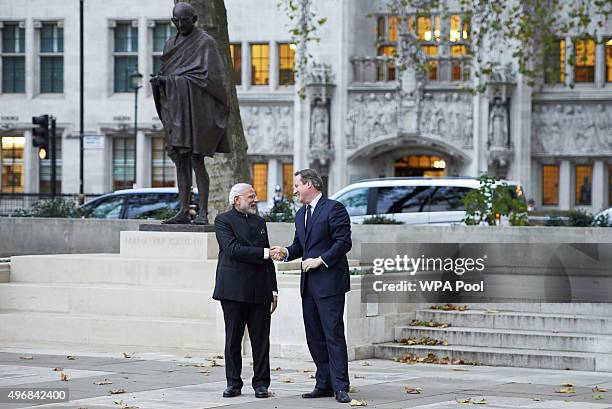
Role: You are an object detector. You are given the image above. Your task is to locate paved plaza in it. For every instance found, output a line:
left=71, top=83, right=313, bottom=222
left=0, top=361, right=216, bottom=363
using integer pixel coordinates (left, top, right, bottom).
left=1, top=345, right=612, bottom=409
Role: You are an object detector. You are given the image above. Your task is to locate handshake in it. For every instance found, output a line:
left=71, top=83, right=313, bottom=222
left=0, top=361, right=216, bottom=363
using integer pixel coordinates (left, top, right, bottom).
left=269, top=247, right=324, bottom=272
left=269, top=246, right=287, bottom=261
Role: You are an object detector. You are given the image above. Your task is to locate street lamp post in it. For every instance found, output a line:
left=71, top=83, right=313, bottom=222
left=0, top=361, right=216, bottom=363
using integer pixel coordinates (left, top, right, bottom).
left=130, top=66, right=143, bottom=188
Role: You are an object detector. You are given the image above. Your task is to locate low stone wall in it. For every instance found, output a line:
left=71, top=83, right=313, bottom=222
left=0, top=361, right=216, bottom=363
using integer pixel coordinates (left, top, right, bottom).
left=2, top=217, right=611, bottom=258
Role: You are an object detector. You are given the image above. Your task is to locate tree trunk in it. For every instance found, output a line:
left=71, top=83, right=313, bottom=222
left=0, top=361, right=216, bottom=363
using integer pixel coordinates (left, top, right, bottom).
left=179, top=0, right=250, bottom=219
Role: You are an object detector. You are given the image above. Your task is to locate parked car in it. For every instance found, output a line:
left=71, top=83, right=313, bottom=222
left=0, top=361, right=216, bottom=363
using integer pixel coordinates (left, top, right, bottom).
left=329, top=177, right=525, bottom=225
left=79, top=187, right=198, bottom=220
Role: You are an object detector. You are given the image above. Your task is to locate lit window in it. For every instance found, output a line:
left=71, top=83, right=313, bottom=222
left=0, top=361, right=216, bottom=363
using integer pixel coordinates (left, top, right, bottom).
left=542, top=165, right=559, bottom=205
left=388, top=16, right=398, bottom=42
left=112, top=137, right=135, bottom=190
left=575, top=164, right=592, bottom=205
left=283, top=163, right=293, bottom=199
left=574, top=38, right=595, bottom=83
left=545, top=39, right=565, bottom=84
left=250, top=43, right=269, bottom=85
left=151, top=137, right=175, bottom=187
left=1, top=136, right=25, bottom=193
left=421, top=45, right=438, bottom=80
left=152, top=23, right=176, bottom=75
left=229, top=43, right=242, bottom=85
left=606, top=37, right=612, bottom=83
left=252, top=163, right=268, bottom=201
left=114, top=23, right=138, bottom=92
left=377, top=45, right=396, bottom=81
left=1, top=23, right=26, bottom=93
left=278, top=43, right=295, bottom=85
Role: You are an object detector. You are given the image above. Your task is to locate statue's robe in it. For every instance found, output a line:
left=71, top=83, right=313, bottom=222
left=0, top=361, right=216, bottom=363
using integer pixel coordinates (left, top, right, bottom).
left=153, top=27, right=230, bottom=158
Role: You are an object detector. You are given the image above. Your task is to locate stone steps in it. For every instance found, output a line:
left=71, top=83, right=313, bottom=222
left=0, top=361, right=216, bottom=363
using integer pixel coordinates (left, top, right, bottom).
left=379, top=306, right=612, bottom=371
left=395, top=325, right=612, bottom=354
left=0, top=282, right=217, bottom=319
left=416, top=309, right=612, bottom=334
left=373, top=343, right=611, bottom=371
left=0, top=311, right=221, bottom=350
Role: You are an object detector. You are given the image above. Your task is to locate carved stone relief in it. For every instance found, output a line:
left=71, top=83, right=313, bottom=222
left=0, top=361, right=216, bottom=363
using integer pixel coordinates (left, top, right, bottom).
left=531, top=103, right=612, bottom=155
left=345, top=92, right=398, bottom=149
left=418, top=92, right=473, bottom=147
left=240, top=105, right=293, bottom=155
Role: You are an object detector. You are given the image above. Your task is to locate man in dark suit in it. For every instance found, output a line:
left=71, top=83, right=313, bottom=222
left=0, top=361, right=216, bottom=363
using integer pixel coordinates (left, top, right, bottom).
left=272, top=169, right=352, bottom=403
left=213, top=183, right=279, bottom=399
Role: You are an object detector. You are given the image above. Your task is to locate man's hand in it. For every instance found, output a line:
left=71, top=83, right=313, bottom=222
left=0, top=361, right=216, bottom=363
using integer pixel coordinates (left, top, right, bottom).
left=149, top=74, right=166, bottom=87
left=302, top=257, right=323, bottom=272
left=270, top=246, right=287, bottom=261
left=270, top=295, right=278, bottom=314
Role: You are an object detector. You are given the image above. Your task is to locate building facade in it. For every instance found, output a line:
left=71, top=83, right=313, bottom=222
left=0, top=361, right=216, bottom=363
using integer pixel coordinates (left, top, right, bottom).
left=0, top=0, right=611, bottom=212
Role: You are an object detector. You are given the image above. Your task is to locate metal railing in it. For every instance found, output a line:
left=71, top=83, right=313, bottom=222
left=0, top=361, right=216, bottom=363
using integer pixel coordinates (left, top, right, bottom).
left=0, top=193, right=100, bottom=217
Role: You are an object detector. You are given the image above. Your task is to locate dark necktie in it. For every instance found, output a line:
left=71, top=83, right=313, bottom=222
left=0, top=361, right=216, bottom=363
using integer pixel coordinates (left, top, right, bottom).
left=305, top=204, right=312, bottom=230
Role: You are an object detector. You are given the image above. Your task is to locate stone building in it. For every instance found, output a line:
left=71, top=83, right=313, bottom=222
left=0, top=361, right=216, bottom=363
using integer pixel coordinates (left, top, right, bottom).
left=0, top=0, right=611, bottom=212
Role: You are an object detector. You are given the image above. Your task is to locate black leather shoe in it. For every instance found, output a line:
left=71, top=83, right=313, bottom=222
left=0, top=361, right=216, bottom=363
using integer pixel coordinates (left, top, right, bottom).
left=222, top=386, right=241, bottom=398
left=302, top=388, right=335, bottom=398
left=335, top=390, right=351, bottom=403
left=254, top=385, right=269, bottom=398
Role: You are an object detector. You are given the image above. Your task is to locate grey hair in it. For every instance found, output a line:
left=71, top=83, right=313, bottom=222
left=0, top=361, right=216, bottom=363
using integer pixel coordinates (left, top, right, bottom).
left=294, top=168, right=323, bottom=191
left=229, top=183, right=253, bottom=205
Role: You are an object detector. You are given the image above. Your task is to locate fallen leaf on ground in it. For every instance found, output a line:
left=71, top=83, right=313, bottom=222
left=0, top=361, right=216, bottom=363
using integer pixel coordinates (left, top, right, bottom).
left=430, top=304, right=468, bottom=311
left=349, top=399, right=367, bottom=406
left=280, top=377, right=294, bottom=383
left=404, top=386, right=422, bottom=394
left=485, top=309, right=497, bottom=314
left=19, top=356, right=33, bottom=360
left=531, top=397, right=542, bottom=401
left=272, top=367, right=282, bottom=371
left=309, top=374, right=316, bottom=379
left=354, top=374, right=366, bottom=379
left=452, top=368, right=469, bottom=372
left=67, top=356, right=76, bottom=360
left=199, top=369, right=210, bottom=375
left=52, top=367, right=63, bottom=371
left=410, top=319, right=451, bottom=328
left=457, top=398, right=472, bottom=404
left=593, top=394, right=604, bottom=400
left=555, top=387, right=576, bottom=394
left=109, top=388, right=126, bottom=395
left=299, top=368, right=314, bottom=373
left=349, top=386, right=360, bottom=393
left=94, top=379, right=113, bottom=385
left=184, top=354, right=192, bottom=358
left=593, top=386, right=608, bottom=392
left=561, top=383, right=574, bottom=387
left=399, top=337, right=449, bottom=346
left=473, top=398, right=487, bottom=404
left=113, top=400, right=138, bottom=409
left=60, top=372, right=70, bottom=381
left=396, top=352, right=479, bottom=366
left=360, top=361, right=371, bottom=366
left=122, top=352, right=135, bottom=359
left=212, top=355, right=224, bottom=359
left=268, top=391, right=276, bottom=397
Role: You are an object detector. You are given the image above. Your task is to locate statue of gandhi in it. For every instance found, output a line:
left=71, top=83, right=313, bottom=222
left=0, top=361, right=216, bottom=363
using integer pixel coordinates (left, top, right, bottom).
left=151, top=2, right=230, bottom=224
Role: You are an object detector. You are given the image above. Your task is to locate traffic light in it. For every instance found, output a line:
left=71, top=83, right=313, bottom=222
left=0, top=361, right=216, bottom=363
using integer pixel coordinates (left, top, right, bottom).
left=32, top=114, right=49, bottom=159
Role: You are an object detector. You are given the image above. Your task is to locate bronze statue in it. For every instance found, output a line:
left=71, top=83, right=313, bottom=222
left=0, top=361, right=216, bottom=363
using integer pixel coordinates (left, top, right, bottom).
left=151, top=2, right=230, bottom=224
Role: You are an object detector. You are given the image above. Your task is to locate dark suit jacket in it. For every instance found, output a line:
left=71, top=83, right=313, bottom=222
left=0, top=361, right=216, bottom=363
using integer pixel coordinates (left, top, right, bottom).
left=213, top=207, right=278, bottom=303
left=286, top=196, right=352, bottom=298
